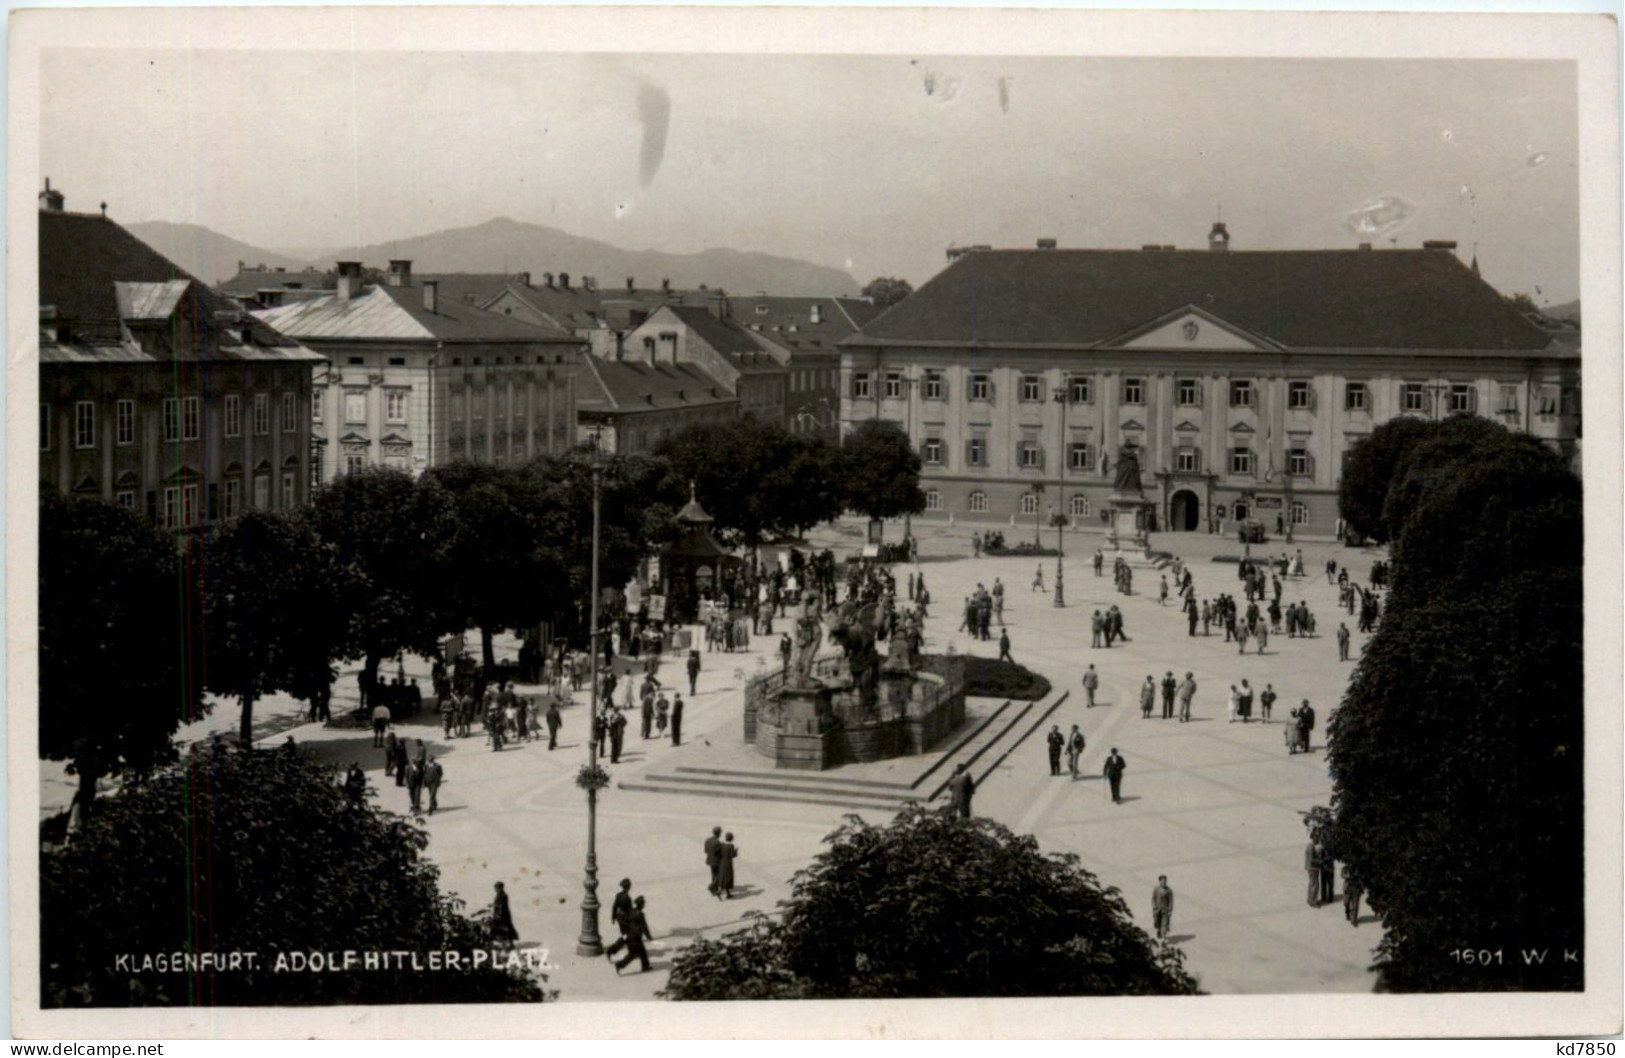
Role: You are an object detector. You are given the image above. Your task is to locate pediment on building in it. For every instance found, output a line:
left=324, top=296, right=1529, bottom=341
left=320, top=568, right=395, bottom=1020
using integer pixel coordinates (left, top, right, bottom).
left=1229, top=421, right=1256, bottom=435
left=1119, top=418, right=1146, bottom=432
left=1106, top=304, right=1283, bottom=352
left=162, top=464, right=201, bottom=483
left=1174, top=419, right=1202, bottom=433
left=338, top=431, right=370, bottom=445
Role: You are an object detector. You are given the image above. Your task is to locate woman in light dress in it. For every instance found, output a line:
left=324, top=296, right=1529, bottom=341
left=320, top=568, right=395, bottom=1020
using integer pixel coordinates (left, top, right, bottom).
left=1227, top=685, right=1240, bottom=724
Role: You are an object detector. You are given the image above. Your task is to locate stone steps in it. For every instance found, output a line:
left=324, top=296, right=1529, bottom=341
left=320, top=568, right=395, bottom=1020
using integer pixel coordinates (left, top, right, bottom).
left=617, top=770, right=920, bottom=813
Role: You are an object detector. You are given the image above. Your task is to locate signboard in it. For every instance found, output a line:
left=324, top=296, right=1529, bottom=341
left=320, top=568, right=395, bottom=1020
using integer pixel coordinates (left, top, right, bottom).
left=862, top=543, right=881, bottom=559
left=867, top=518, right=885, bottom=544
left=1255, top=497, right=1284, bottom=510
left=647, top=595, right=667, bottom=622
left=442, top=634, right=465, bottom=661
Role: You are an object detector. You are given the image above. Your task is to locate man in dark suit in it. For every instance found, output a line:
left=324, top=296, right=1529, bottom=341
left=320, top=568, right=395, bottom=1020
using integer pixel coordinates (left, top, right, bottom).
left=545, top=700, right=562, bottom=750
left=609, top=708, right=627, bottom=763
left=1046, top=725, right=1064, bottom=776
left=948, top=763, right=975, bottom=819
left=1161, top=672, right=1177, bottom=719
left=704, top=826, right=723, bottom=895
left=605, top=878, right=635, bottom=962
left=613, top=896, right=653, bottom=975
left=670, top=693, right=685, bottom=747
left=1103, top=748, right=1127, bottom=804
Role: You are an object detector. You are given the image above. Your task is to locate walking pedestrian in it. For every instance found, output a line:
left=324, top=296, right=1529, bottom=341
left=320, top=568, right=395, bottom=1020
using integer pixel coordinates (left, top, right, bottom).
left=1161, top=671, right=1177, bottom=720
left=1046, top=725, right=1064, bottom=776
left=405, top=758, right=423, bottom=814
left=344, top=762, right=366, bottom=804
left=546, top=700, right=562, bottom=750
left=1081, top=664, right=1099, bottom=708
left=1256, top=622, right=1269, bottom=655
left=1227, top=685, right=1239, bottom=724
left=948, top=763, right=975, bottom=819
left=704, top=826, right=723, bottom=896
left=716, top=833, right=739, bottom=899
left=1033, top=564, right=1045, bottom=592
left=1260, top=684, right=1277, bottom=723
left=424, top=756, right=443, bottom=814
left=1103, top=748, right=1127, bottom=803
left=613, top=896, right=653, bottom=974
left=1067, top=725, right=1086, bottom=779
left=1152, top=875, right=1174, bottom=942
left=687, top=649, right=701, bottom=696
left=384, top=728, right=399, bottom=776
left=1337, top=622, right=1351, bottom=662
left=372, top=701, right=392, bottom=748
left=1159, top=576, right=1169, bottom=606
left=670, top=693, right=684, bottom=747
left=1239, top=679, right=1254, bottom=723
left=1177, top=672, right=1196, bottom=723
left=1091, top=610, right=1104, bottom=649
left=1140, top=676, right=1155, bottom=719
left=1344, top=868, right=1363, bottom=927
left=655, top=693, right=670, bottom=737
left=609, top=708, right=627, bottom=763
left=605, top=878, right=635, bottom=961
left=998, top=630, right=1014, bottom=664
left=490, top=882, right=518, bottom=948
left=640, top=690, right=654, bottom=740
left=1305, top=841, right=1324, bottom=907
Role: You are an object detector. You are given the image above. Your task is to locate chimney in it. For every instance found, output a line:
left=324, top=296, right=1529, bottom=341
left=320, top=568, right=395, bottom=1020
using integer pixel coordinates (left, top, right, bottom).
left=1422, top=240, right=1459, bottom=252
left=559, top=272, right=571, bottom=290
left=387, top=259, right=413, bottom=287
left=423, top=280, right=439, bottom=314
left=810, top=303, right=822, bottom=325
left=708, top=293, right=729, bottom=321
left=1358, top=242, right=1373, bottom=251
left=1163, top=244, right=1176, bottom=252
left=1208, top=221, right=1229, bottom=252
left=335, top=261, right=364, bottom=301
left=1037, top=238, right=1057, bottom=250
left=1142, top=244, right=1162, bottom=252
left=626, top=277, right=636, bottom=292
left=543, top=272, right=555, bottom=288
left=515, top=271, right=531, bottom=287
left=583, top=275, right=596, bottom=291
left=39, top=178, right=64, bottom=212
left=661, top=278, right=671, bottom=294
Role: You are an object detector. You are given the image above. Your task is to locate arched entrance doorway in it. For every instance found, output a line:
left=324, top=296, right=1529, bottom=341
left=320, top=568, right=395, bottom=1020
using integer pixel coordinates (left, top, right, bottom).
left=1168, top=489, right=1201, bottom=531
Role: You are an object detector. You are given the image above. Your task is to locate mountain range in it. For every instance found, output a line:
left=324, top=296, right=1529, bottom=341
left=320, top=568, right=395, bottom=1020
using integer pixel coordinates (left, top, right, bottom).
left=125, top=216, right=861, bottom=297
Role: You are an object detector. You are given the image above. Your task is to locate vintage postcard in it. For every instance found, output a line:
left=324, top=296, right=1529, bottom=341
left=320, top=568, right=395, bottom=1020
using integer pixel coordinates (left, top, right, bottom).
left=7, top=4, right=1620, bottom=1041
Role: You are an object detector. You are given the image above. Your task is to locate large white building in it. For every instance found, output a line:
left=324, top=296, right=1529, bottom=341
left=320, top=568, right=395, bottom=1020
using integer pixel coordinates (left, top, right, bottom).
left=839, top=224, right=1580, bottom=538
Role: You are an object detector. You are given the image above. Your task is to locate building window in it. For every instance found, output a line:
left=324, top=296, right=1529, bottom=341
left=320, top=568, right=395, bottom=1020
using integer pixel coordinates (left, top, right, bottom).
left=116, top=490, right=135, bottom=510
left=1021, top=375, right=1043, bottom=402
left=386, top=390, right=408, bottom=424
left=885, top=372, right=904, bottom=399
left=1536, top=386, right=1559, bottom=416
left=1402, top=382, right=1428, bottom=414
left=74, top=401, right=95, bottom=448
left=923, top=371, right=945, bottom=400
left=852, top=372, right=872, bottom=399
left=225, top=394, right=242, bottom=437
left=1020, top=492, right=1039, bottom=516
left=966, top=438, right=987, bottom=467
left=344, top=451, right=366, bottom=476
left=925, top=489, right=943, bottom=511
left=282, top=472, right=296, bottom=509
left=922, top=438, right=943, bottom=465
left=345, top=391, right=367, bottom=424
left=1122, top=377, right=1144, bottom=405
left=116, top=400, right=135, bottom=445
left=1175, top=446, right=1200, bottom=473
left=1289, top=447, right=1313, bottom=477
left=1288, top=380, right=1313, bottom=410
left=1230, top=379, right=1255, bottom=408
left=183, top=397, right=200, bottom=441
left=1019, top=442, right=1044, bottom=469
left=313, top=389, right=325, bottom=424
left=1068, top=375, right=1091, bottom=405
left=253, top=474, right=270, bottom=510
left=40, top=404, right=50, bottom=450
left=162, top=487, right=179, bottom=529
left=1177, top=379, right=1201, bottom=406
left=1560, top=386, right=1579, bottom=416
left=970, top=373, right=992, bottom=402
left=253, top=394, right=270, bottom=436
left=1449, top=384, right=1477, bottom=414
left=1290, top=502, right=1309, bottom=526
left=1229, top=447, right=1255, bottom=476
left=162, top=398, right=180, bottom=442
left=1498, top=384, right=1520, bottom=414
left=968, top=491, right=989, bottom=514
left=223, top=478, right=241, bottom=520
left=1345, top=382, right=1369, bottom=412
left=1068, top=442, right=1093, bottom=472
left=182, top=483, right=199, bottom=527
left=1069, top=495, right=1091, bottom=518
left=281, top=393, right=297, bottom=432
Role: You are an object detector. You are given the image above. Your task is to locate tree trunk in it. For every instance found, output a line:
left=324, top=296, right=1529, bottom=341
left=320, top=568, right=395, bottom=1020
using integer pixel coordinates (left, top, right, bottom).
left=482, top=627, right=496, bottom=675
left=239, top=680, right=256, bottom=747
left=362, top=652, right=383, bottom=708
left=70, top=764, right=100, bottom=829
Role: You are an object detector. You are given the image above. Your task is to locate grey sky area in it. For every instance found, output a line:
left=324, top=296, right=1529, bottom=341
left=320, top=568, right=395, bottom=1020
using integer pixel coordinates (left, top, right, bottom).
left=42, top=50, right=1579, bottom=301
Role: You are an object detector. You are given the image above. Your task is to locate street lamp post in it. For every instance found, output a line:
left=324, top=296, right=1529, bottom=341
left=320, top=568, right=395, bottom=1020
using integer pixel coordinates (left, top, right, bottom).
left=576, top=453, right=605, bottom=957
left=1052, top=387, right=1067, bottom=608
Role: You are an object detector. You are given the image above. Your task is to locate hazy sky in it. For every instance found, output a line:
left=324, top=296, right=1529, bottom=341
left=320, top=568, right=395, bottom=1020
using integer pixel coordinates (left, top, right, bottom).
left=41, top=50, right=1579, bottom=302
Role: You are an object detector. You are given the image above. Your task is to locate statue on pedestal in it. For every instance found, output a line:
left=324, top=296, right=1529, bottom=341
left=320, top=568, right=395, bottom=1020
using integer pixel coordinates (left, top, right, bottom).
left=1113, top=445, right=1144, bottom=496
left=787, top=594, right=824, bottom=688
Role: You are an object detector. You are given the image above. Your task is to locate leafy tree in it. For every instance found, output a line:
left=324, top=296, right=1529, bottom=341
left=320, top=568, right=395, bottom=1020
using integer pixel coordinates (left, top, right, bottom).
left=39, top=494, right=203, bottom=818
left=197, top=510, right=346, bottom=745
left=1504, top=292, right=1539, bottom=315
left=655, top=420, right=844, bottom=553
left=421, top=463, right=555, bottom=673
left=1328, top=420, right=1583, bottom=992
left=41, top=740, right=548, bottom=1005
left=661, top=806, right=1198, bottom=999
left=861, top=276, right=914, bottom=308
left=309, top=467, right=454, bottom=695
left=838, top=419, right=926, bottom=523
left=1336, top=416, right=1434, bottom=543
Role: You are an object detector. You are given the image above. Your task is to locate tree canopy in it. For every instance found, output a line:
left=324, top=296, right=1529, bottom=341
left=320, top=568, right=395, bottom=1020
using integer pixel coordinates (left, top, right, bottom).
left=41, top=741, right=548, bottom=1006
left=661, top=806, right=1198, bottom=999
left=39, top=494, right=204, bottom=815
left=861, top=277, right=914, bottom=308
left=838, top=419, right=926, bottom=523
left=1328, top=416, right=1583, bottom=991
left=1336, top=415, right=1435, bottom=543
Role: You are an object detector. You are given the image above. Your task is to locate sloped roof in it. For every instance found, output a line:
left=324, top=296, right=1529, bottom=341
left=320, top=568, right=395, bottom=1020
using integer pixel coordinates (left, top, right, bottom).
left=253, top=282, right=579, bottom=343
left=217, top=267, right=332, bottom=297
left=852, top=248, right=1556, bottom=353
left=39, top=209, right=319, bottom=361
left=728, top=295, right=878, bottom=353
left=575, top=356, right=737, bottom=413
left=664, top=305, right=764, bottom=354
left=492, top=281, right=607, bottom=333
